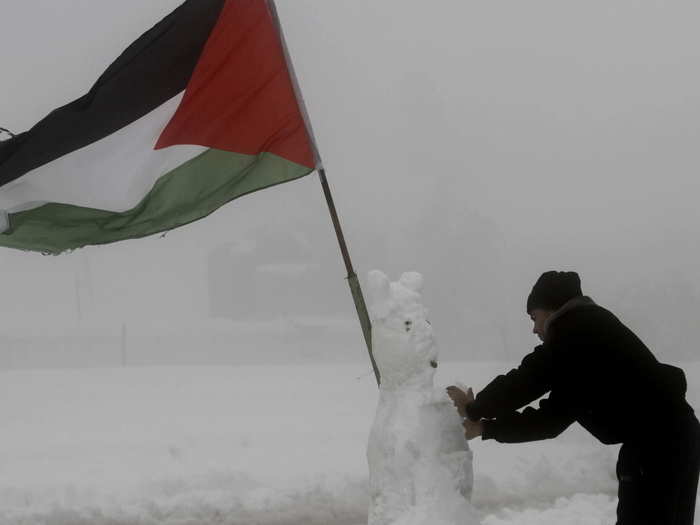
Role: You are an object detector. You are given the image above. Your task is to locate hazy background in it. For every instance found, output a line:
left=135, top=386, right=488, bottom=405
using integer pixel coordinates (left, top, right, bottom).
left=0, top=0, right=698, bottom=366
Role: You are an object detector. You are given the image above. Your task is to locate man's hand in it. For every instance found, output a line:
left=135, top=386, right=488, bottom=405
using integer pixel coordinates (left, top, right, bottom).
left=446, top=385, right=475, bottom=418
left=446, top=386, right=483, bottom=440
left=462, top=418, right=483, bottom=441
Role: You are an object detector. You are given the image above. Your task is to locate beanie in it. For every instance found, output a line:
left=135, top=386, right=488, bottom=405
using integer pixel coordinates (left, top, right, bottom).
left=526, top=271, right=582, bottom=313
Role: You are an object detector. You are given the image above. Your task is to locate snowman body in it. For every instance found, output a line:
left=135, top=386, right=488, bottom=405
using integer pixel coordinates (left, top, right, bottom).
left=366, top=271, right=477, bottom=525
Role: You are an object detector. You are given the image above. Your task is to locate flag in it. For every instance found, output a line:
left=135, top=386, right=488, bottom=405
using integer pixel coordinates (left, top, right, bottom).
left=0, top=0, right=317, bottom=254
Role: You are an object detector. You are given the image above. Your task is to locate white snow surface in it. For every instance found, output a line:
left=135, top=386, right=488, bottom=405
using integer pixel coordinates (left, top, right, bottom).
left=366, top=270, right=476, bottom=525
left=1, top=360, right=698, bottom=525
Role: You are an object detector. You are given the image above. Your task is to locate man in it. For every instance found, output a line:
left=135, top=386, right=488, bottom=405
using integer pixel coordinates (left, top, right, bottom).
left=447, top=271, right=700, bottom=525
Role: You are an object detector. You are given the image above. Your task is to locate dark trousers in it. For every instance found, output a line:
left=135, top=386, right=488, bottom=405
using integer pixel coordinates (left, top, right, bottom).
left=616, top=418, right=700, bottom=525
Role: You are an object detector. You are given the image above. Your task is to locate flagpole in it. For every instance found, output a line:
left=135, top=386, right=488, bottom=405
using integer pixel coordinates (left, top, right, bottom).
left=267, top=0, right=380, bottom=386
left=318, top=168, right=380, bottom=386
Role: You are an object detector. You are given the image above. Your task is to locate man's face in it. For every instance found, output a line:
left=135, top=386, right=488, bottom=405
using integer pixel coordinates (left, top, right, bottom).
left=529, top=308, right=554, bottom=342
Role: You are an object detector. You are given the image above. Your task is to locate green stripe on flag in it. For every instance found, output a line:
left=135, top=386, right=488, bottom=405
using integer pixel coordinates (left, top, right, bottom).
left=0, top=150, right=313, bottom=254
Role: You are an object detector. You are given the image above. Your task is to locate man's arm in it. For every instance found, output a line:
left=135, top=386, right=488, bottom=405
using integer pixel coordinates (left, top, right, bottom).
left=465, top=344, right=555, bottom=421
left=479, top=395, right=575, bottom=443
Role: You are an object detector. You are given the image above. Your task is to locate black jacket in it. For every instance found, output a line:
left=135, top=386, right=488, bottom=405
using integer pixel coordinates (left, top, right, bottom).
left=466, top=297, right=694, bottom=444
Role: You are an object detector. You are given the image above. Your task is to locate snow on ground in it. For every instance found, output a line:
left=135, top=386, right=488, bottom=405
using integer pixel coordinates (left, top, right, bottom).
left=0, top=360, right=698, bottom=524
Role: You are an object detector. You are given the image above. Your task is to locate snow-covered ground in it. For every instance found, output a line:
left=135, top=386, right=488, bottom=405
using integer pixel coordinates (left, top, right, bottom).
left=1, top=360, right=697, bottom=524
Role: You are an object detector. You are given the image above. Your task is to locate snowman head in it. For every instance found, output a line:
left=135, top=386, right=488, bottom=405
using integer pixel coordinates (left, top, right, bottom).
left=367, top=270, right=438, bottom=390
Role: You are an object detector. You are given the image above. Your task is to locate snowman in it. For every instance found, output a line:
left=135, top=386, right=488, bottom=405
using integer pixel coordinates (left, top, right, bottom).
left=366, top=270, right=478, bottom=525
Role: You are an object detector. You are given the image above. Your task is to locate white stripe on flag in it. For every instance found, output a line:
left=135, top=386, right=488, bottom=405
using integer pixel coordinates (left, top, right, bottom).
left=0, top=94, right=206, bottom=214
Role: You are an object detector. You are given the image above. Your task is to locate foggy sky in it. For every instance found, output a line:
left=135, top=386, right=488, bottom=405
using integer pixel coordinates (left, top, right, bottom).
left=0, top=1, right=698, bottom=362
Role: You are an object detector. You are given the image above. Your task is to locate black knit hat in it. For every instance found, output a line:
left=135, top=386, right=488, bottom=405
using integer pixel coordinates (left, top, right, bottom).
left=526, top=271, right=582, bottom=313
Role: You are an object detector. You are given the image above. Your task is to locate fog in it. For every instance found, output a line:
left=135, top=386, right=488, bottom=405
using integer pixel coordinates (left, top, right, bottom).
left=0, top=0, right=699, bottom=365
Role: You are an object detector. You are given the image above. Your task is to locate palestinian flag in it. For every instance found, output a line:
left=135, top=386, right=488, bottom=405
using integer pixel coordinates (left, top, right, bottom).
left=0, top=0, right=318, bottom=254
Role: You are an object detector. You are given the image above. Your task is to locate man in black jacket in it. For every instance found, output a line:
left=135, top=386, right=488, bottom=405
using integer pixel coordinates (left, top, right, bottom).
left=447, top=271, right=700, bottom=525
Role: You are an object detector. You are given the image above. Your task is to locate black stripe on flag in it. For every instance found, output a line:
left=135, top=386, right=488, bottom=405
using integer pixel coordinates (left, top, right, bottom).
left=0, top=0, right=226, bottom=187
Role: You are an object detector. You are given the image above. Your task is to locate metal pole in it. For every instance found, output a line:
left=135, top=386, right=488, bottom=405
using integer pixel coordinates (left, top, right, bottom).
left=318, top=168, right=380, bottom=386
left=267, top=0, right=379, bottom=386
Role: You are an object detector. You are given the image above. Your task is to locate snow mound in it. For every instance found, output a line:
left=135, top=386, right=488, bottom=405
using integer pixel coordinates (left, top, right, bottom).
left=0, top=474, right=368, bottom=525
left=482, top=493, right=617, bottom=525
